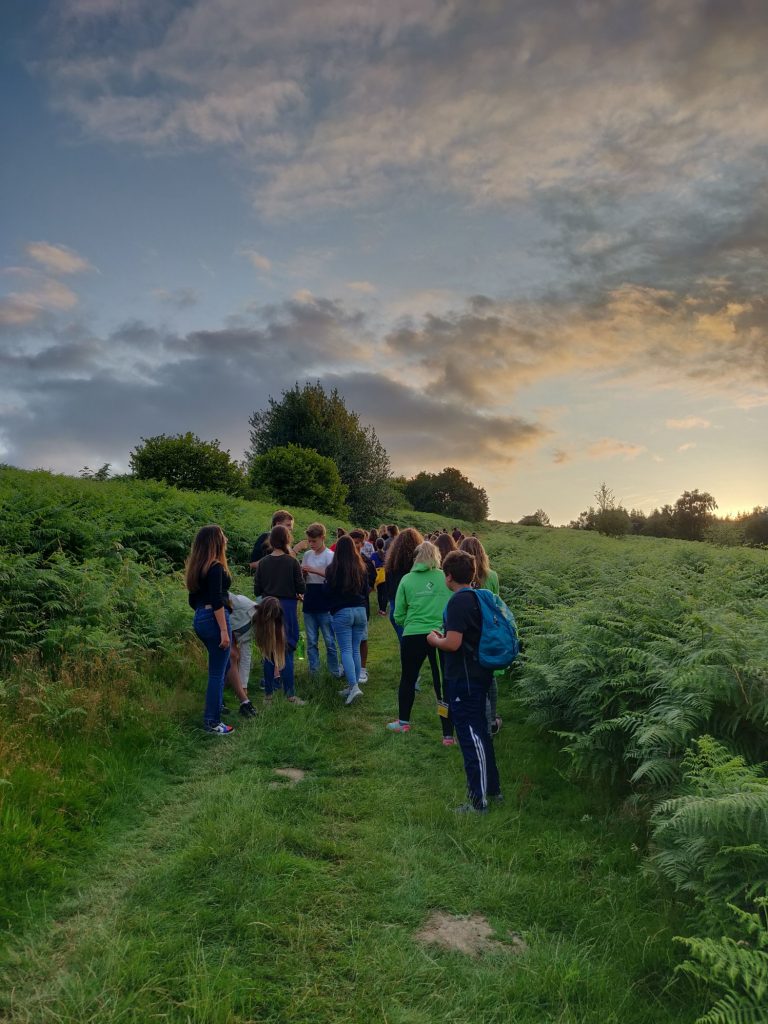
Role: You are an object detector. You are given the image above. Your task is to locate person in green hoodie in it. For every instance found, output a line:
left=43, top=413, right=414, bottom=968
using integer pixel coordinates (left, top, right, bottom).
left=386, top=541, right=455, bottom=743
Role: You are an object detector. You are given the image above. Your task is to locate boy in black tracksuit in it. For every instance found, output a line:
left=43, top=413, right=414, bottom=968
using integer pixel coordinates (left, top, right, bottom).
left=427, top=550, right=501, bottom=813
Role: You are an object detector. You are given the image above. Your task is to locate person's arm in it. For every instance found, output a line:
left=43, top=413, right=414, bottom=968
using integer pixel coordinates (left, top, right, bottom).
left=207, top=564, right=230, bottom=649
left=293, top=557, right=306, bottom=596
left=427, top=629, right=462, bottom=651
left=253, top=561, right=264, bottom=597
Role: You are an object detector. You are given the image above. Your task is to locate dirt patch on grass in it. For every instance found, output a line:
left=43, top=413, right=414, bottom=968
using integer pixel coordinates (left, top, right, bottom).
left=415, top=912, right=527, bottom=957
left=268, top=767, right=306, bottom=789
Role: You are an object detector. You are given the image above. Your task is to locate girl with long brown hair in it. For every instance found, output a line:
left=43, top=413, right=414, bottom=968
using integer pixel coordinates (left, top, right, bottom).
left=252, top=597, right=287, bottom=684
left=186, top=524, right=235, bottom=734
left=434, top=532, right=457, bottom=564
left=254, top=523, right=305, bottom=704
left=384, top=527, right=423, bottom=642
left=324, top=535, right=369, bottom=704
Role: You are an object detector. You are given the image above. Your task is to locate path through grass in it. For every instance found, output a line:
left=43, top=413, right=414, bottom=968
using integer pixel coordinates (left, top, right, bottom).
left=1, top=615, right=705, bottom=1023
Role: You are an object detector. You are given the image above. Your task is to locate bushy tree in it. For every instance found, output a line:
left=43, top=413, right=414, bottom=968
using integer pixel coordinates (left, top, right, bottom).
left=672, top=489, right=718, bottom=542
left=404, top=467, right=489, bottom=521
left=569, top=507, right=597, bottom=530
left=643, top=505, right=675, bottom=538
left=248, top=382, right=391, bottom=521
left=130, top=433, right=245, bottom=495
left=742, top=507, right=768, bottom=547
left=249, top=444, right=348, bottom=516
left=594, top=507, right=631, bottom=537
left=79, top=463, right=111, bottom=481
left=518, top=509, right=551, bottom=527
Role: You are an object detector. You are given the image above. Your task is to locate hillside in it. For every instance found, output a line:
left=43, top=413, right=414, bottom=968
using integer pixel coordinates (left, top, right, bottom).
left=1, top=467, right=766, bottom=1023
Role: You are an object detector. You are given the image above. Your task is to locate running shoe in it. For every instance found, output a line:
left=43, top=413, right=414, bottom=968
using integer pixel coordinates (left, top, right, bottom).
left=338, top=686, right=351, bottom=696
left=204, top=722, right=234, bottom=735
left=441, top=736, right=456, bottom=746
left=358, top=668, right=369, bottom=683
left=239, top=701, right=257, bottom=718
left=386, top=720, right=410, bottom=732
left=345, top=685, right=363, bottom=705
left=454, top=802, right=488, bottom=815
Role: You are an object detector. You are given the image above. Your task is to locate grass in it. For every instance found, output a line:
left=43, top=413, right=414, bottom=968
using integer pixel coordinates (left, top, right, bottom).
left=0, top=613, right=706, bottom=1024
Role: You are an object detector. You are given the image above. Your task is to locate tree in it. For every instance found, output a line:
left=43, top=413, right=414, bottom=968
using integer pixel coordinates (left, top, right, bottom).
left=742, top=507, right=768, bottom=547
left=643, top=505, right=675, bottom=538
left=249, top=444, right=348, bottom=516
left=79, top=463, right=111, bottom=481
left=130, top=433, right=246, bottom=495
left=672, top=489, right=718, bottom=542
left=404, top=467, right=489, bottom=521
left=518, top=509, right=551, bottom=527
left=569, top=507, right=597, bottom=530
left=594, top=507, right=631, bottom=537
left=248, top=382, right=392, bottom=521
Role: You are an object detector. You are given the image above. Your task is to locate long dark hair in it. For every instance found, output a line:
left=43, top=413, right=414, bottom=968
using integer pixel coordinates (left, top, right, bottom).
left=253, top=597, right=286, bottom=670
left=268, top=524, right=292, bottom=554
left=385, top=527, right=423, bottom=580
left=326, top=535, right=366, bottom=593
left=185, top=524, right=229, bottom=591
left=435, top=532, right=457, bottom=563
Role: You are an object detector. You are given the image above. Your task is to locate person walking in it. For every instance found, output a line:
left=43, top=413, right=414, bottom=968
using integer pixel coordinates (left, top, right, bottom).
left=324, top=535, right=369, bottom=705
left=186, top=524, right=236, bottom=734
left=387, top=541, right=454, bottom=743
left=254, top=524, right=306, bottom=704
left=460, top=536, right=502, bottom=735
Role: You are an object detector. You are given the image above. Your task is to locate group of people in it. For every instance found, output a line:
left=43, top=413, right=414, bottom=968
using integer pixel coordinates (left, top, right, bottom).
left=185, top=511, right=506, bottom=812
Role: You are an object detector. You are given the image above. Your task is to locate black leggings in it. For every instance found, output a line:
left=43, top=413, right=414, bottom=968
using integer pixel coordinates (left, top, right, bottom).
left=376, top=583, right=388, bottom=612
left=399, top=634, right=453, bottom=737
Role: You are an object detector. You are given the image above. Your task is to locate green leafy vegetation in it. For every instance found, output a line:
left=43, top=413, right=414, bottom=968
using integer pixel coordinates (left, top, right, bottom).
left=249, top=442, right=349, bottom=515
left=1, top=466, right=766, bottom=1021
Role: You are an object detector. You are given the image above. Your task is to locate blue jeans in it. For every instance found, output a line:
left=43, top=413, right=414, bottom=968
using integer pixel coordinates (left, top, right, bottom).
left=263, top=598, right=299, bottom=697
left=193, top=608, right=231, bottom=726
left=388, top=600, right=404, bottom=643
left=332, top=606, right=368, bottom=685
left=303, top=610, right=340, bottom=675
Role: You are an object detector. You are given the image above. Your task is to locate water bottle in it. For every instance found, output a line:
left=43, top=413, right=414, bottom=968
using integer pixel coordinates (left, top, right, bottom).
left=296, top=630, right=306, bottom=660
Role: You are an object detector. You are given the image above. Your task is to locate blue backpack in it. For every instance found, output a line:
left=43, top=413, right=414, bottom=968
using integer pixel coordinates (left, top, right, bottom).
left=468, top=588, right=520, bottom=671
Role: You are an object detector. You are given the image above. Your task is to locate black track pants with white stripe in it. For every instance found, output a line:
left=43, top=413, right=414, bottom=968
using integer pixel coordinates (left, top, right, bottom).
left=445, top=674, right=500, bottom=808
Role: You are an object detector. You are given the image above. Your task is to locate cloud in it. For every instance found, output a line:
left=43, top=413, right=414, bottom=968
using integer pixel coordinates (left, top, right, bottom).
left=346, top=281, right=376, bottom=294
left=151, top=287, right=199, bottom=308
left=0, top=272, right=79, bottom=328
left=25, top=242, right=93, bottom=275
left=242, top=249, right=272, bottom=273
left=587, top=438, right=647, bottom=461
left=678, top=442, right=697, bottom=452
left=666, top=416, right=711, bottom=429
left=40, top=0, right=768, bottom=219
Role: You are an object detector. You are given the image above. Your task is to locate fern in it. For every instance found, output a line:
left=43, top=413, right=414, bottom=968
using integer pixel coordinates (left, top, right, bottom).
left=676, top=897, right=768, bottom=1024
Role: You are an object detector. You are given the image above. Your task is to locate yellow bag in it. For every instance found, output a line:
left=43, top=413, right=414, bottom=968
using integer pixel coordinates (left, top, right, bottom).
left=375, top=566, right=386, bottom=587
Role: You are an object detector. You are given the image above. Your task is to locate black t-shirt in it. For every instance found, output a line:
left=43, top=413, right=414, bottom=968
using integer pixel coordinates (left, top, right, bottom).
left=443, top=588, right=492, bottom=684
left=188, top=562, right=232, bottom=611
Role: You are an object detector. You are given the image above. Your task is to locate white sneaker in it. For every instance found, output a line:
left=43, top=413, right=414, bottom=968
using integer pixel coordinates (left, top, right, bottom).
left=338, top=686, right=351, bottom=696
left=358, top=668, right=369, bottom=683
left=345, top=685, right=363, bottom=704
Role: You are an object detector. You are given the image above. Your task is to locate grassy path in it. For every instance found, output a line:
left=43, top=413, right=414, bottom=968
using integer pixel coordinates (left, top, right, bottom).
left=1, top=615, right=704, bottom=1023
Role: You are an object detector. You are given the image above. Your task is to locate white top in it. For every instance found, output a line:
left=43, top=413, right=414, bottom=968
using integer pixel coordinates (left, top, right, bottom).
left=301, top=546, right=334, bottom=584
left=361, top=541, right=375, bottom=557
left=228, top=592, right=257, bottom=637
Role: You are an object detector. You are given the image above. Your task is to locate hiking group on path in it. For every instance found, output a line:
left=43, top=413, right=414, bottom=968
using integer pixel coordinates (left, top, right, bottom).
left=186, top=512, right=519, bottom=814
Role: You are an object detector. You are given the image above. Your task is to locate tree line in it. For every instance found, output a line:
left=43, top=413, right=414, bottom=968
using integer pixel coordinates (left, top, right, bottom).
left=103, top=382, right=489, bottom=523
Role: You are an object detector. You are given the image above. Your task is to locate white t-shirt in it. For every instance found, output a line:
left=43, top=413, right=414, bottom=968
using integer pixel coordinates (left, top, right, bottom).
left=228, top=592, right=257, bottom=638
left=301, top=546, right=334, bottom=584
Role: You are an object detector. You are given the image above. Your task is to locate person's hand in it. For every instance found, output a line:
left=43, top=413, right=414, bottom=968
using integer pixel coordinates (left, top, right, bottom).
left=293, top=539, right=309, bottom=553
left=426, top=630, right=442, bottom=647
left=219, top=632, right=230, bottom=649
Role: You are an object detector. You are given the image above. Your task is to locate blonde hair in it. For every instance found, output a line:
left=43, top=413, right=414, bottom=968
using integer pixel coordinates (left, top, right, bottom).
left=185, top=525, right=229, bottom=591
left=459, top=536, right=490, bottom=587
left=412, top=541, right=441, bottom=571
left=253, top=597, right=286, bottom=671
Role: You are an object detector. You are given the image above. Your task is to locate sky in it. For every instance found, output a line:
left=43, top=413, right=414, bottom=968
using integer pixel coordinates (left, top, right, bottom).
left=1, top=0, right=766, bottom=524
